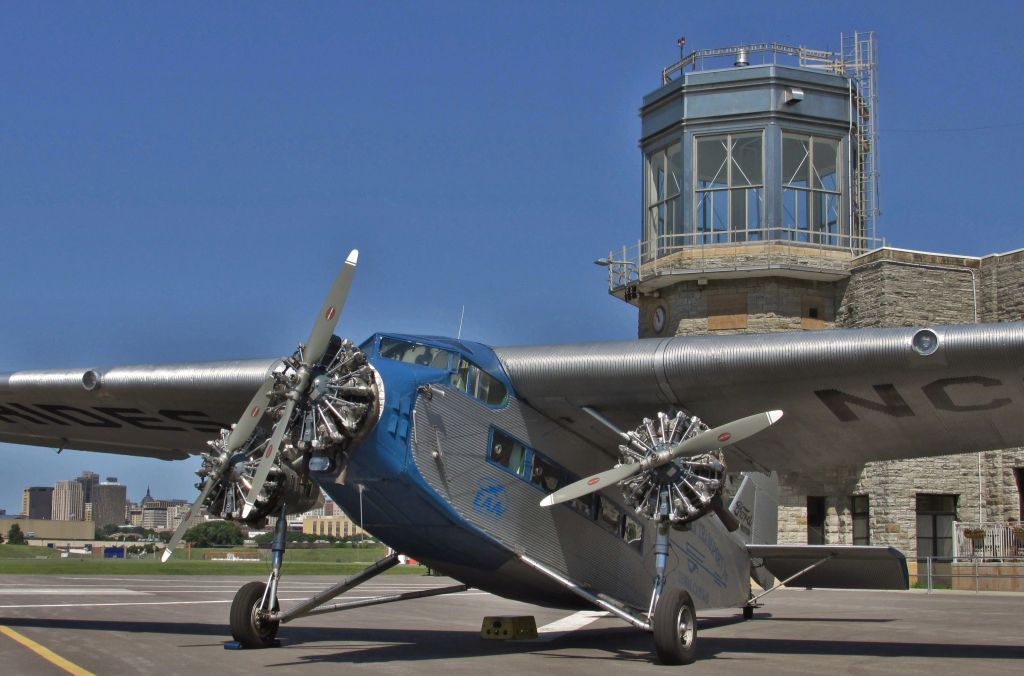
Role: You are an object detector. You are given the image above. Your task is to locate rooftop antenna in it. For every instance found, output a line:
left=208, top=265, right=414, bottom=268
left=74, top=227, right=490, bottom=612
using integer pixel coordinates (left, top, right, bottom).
left=457, top=305, right=465, bottom=339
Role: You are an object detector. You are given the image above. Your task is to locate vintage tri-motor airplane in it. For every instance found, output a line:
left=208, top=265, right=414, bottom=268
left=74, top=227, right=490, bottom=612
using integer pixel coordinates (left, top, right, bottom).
left=2, top=250, right=1024, bottom=664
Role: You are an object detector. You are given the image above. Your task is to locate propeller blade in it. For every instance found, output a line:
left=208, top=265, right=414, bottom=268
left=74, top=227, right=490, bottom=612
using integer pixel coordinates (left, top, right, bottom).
left=225, top=373, right=278, bottom=451
left=665, top=410, right=783, bottom=463
left=539, top=410, right=783, bottom=509
left=162, top=477, right=218, bottom=562
left=162, top=375, right=276, bottom=562
left=540, top=462, right=642, bottom=507
left=241, top=398, right=297, bottom=519
left=304, top=249, right=358, bottom=366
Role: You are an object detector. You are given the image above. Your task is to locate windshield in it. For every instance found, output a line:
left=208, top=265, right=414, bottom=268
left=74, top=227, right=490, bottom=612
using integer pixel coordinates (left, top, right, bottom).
left=379, top=337, right=452, bottom=370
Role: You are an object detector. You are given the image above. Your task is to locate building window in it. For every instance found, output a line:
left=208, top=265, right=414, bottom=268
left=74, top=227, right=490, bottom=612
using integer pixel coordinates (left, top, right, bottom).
left=695, top=132, right=764, bottom=244
left=782, top=133, right=842, bottom=245
left=1014, top=468, right=1023, bottom=520
left=851, top=495, right=870, bottom=545
left=645, top=142, right=682, bottom=250
left=807, top=496, right=826, bottom=545
left=916, top=494, right=957, bottom=559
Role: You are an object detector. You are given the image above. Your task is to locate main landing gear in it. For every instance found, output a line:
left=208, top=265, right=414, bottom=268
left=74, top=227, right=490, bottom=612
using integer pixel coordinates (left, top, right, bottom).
left=227, top=508, right=468, bottom=649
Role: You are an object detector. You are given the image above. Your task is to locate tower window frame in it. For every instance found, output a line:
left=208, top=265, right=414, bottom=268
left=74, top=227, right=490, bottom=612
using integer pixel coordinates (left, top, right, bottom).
left=694, top=131, right=765, bottom=245
left=644, top=141, right=683, bottom=253
left=782, top=132, right=843, bottom=246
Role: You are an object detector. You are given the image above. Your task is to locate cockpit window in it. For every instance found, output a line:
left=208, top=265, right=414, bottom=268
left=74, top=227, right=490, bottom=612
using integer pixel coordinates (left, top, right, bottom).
left=451, top=357, right=507, bottom=405
left=379, top=337, right=452, bottom=370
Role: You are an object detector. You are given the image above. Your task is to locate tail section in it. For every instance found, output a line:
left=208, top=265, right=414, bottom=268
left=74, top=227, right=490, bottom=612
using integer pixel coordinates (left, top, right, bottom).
left=729, top=472, right=779, bottom=590
left=729, top=471, right=779, bottom=545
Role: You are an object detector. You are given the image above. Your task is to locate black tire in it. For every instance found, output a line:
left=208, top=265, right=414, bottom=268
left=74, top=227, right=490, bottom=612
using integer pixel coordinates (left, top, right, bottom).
left=652, top=589, right=697, bottom=665
left=230, top=581, right=280, bottom=648
left=743, top=605, right=754, bottom=620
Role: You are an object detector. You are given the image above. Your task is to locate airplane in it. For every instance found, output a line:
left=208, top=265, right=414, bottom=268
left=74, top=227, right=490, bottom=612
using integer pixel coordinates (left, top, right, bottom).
left=2, top=249, right=1023, bottom=664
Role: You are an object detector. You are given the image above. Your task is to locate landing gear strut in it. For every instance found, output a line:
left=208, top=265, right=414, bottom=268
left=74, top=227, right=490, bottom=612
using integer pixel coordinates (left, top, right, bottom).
left=229, top=506, right=287, bottom=648
left=227, top=508, right=469, bottom=648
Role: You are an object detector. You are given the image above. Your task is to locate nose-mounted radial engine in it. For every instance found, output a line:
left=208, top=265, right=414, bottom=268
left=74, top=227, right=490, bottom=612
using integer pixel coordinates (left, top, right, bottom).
left=163, top=250, right=382, bottom=561
left=201, top=336, right=382, bottom=526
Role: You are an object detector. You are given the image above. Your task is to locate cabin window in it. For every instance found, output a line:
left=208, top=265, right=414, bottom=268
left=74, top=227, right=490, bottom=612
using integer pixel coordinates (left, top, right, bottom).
left=569, top=495, right=594, bottom=520
left=596, top=496, right=623, bottom=535
left=451, top=357, right=508, bottom=405
left=624, top=514, right=643, bottom=549
left=490, top=429, right=528, bottom=478
left=380, top=338, right=452, bottom=369
left=530, top=454, right=566, bottom=493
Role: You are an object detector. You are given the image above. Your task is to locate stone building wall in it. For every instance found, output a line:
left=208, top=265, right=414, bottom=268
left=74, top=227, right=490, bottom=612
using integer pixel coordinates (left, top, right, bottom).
left=634, top=245, right=1024, bottom=556
left=979, top=248, right=1024, bottom=323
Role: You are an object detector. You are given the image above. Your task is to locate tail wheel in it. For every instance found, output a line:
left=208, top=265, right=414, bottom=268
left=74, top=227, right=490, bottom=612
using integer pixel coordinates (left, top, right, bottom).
left=653, top=589, right=696, bottom=665
left=230, top=581, right=280, bottom=648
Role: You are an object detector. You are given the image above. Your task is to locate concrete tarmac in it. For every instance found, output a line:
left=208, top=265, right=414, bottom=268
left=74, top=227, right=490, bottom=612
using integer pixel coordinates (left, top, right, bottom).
left=0, top=574, right=1021, bottom=675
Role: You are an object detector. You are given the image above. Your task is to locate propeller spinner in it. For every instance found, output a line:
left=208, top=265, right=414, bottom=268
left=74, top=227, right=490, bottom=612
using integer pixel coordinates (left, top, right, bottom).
left=163, top=250, right=382, bottom=561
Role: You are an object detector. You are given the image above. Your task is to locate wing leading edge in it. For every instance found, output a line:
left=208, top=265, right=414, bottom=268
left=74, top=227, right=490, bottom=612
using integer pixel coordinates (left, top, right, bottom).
left=0, top=359, right=277, bottom=460
left=494, top=322, right=1024, bottom=472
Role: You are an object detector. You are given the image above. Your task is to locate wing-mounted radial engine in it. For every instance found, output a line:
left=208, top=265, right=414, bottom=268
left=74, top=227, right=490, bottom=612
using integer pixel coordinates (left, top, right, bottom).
left=617, top=411, right=729, bottom=528
left=163, top=250, right=382, bottom=562
left=541, top=407, right=783, bottom=530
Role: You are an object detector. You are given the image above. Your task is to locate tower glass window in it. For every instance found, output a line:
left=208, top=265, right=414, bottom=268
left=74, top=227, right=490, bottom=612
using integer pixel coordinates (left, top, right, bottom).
left=782, top=133, right=842, bottom=245
left=645, top=142, right=682, bottom=251
left=694, top=132, right=764, bottom=244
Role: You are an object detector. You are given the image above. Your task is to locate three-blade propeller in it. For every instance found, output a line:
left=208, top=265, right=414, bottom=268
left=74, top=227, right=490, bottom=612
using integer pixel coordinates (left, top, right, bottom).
left=162, top=250, right=358, bottom=561
left=539, top=410, right=783, bottom=508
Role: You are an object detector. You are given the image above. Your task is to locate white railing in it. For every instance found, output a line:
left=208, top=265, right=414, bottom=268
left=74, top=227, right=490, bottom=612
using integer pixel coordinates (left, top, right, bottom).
left=954, top=522, right=1024, bottom=559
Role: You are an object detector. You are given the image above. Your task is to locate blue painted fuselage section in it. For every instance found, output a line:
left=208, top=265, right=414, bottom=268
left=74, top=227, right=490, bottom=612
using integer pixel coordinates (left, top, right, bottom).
left=312, top=334, right=578, bottom=606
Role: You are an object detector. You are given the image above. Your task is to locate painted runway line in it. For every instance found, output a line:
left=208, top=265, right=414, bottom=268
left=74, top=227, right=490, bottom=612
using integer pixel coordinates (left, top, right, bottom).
left=0, top=624, right=94, bottom=675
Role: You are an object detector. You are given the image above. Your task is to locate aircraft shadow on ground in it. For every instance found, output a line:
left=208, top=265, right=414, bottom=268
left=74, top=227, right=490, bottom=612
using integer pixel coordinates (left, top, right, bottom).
left=3, top=616, right=1022, bottom=664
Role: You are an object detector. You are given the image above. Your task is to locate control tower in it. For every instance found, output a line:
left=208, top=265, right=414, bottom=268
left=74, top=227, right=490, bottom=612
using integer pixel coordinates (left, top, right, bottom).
left=601, top=34, right=1024, bottom=565
left=603, top=34, right=879, bottom=337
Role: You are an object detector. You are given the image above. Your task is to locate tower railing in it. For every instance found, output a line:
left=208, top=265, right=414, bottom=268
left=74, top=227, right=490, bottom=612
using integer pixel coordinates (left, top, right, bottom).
left=601, top=233, right=884, bottom=293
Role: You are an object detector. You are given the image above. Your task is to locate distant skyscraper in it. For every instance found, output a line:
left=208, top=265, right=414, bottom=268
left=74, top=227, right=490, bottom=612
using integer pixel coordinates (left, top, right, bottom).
left=22, top=486, right=53, bottom=519
left=52, top=480, right=84, bottom=521
left=91, top=481, right=128, bottom=528
left=75, top=471, right=100, bottom=504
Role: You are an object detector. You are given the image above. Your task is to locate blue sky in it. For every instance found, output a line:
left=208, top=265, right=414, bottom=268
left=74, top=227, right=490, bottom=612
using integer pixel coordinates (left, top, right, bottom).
left=2, top=1, right=1023, bottom=513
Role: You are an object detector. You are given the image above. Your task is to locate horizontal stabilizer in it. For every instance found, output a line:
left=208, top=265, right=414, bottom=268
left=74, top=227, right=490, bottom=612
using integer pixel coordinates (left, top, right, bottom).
left=746, top=545, right=908, bottom=591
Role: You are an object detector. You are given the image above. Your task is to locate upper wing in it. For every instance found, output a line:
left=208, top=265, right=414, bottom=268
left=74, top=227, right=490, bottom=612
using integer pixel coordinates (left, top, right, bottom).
left=495, top=322, right=1024, bottom=472
left=0, top=359, right=277, bottom=460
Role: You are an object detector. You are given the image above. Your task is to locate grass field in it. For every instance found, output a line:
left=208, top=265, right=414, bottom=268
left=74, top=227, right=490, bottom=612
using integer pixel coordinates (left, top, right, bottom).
left=0, top=543, right=429, bottom=576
